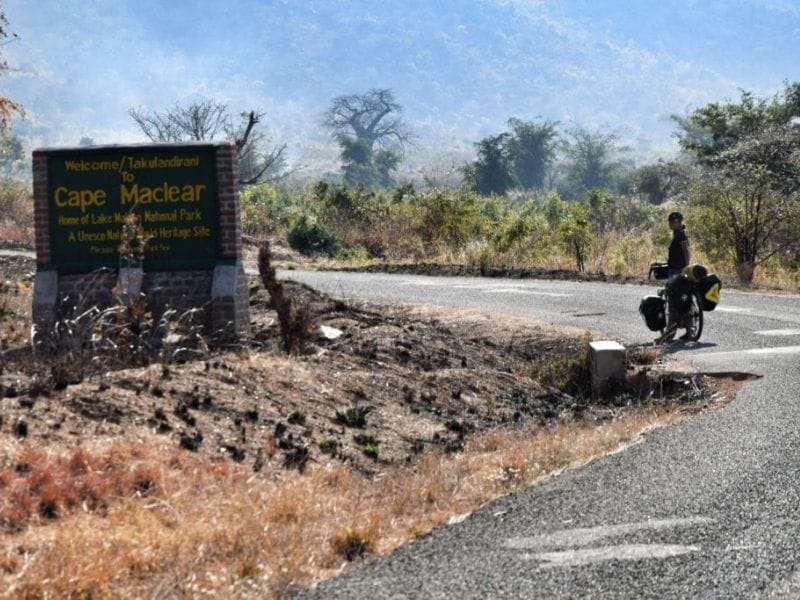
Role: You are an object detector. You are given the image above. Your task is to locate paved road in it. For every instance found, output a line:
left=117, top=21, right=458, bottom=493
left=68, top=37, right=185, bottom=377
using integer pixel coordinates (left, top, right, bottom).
left=284, top=271, right=800, bottom=599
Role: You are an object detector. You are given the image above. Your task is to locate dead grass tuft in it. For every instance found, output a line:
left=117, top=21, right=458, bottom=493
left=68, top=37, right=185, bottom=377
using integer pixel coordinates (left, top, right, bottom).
left=332, top=525, right=377, bottom=561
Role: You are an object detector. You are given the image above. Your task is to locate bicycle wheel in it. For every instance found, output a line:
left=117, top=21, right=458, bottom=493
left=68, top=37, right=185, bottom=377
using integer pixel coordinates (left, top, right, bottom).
left=687, top=291, right=704, bottom=341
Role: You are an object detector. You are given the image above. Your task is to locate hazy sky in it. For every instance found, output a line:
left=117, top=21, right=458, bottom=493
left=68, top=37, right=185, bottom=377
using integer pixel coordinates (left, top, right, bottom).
left=4, top=0, right=799, bottom=172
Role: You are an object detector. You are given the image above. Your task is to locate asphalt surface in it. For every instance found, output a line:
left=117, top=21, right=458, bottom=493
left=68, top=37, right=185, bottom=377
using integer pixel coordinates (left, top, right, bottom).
left=283, top=271, right=800, bottom=599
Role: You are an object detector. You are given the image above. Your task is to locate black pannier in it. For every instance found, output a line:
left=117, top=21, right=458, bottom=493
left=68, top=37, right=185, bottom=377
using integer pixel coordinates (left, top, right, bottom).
left=648, top=262, right=669, bottom=280
left=666, top=274, right=694, bottom=314
left=698, top=273, right=721, bottom=311
left=683, top=263, right=708, bottom=282
left=639, top=295, right=666, bottom=331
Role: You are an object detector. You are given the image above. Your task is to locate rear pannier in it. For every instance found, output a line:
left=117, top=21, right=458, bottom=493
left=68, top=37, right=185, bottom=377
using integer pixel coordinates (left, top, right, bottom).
left=639, top=295, right=666, bottom=331
left=648, top=262, right=669, bottom=280
left=698, top=274, right=721, bottom=311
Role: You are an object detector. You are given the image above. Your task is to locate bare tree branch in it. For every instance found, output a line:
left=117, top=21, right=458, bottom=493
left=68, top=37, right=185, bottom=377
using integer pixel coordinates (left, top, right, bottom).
left=129, top=99, right=288, bottom=186
left=323, top=88, right=413, bottom=151
left=0, top=11, right=23, bottom=132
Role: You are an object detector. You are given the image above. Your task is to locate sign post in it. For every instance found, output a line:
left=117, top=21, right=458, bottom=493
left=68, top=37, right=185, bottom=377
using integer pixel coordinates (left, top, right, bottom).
left=32, top=143, right=249, bottom=343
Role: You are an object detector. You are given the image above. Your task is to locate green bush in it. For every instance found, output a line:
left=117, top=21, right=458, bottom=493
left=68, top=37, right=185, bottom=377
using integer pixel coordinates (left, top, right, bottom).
left=421, top=189, right=488, bottom=252
left=240, top=183, right=303, bottom=236
left=287, top=215, right=339, bottom=257
left=336, top=244, right=371, bottom=262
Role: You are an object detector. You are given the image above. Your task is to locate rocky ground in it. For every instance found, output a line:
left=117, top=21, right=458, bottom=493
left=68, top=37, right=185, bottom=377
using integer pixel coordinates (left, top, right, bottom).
left=0, top=250, right=726, bottom=478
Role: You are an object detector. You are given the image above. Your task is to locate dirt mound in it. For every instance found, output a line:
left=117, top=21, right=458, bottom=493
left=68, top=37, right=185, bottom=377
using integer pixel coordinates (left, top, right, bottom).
left=0, top=254, right=712, bottom=476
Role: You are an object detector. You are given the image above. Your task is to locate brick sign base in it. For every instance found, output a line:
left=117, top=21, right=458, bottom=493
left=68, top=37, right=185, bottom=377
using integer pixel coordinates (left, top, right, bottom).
left=32, top=142, right=250, bottom=344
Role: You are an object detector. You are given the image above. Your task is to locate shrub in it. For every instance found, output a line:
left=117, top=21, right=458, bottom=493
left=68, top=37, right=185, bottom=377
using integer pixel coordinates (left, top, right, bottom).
left=331, top=526, right=375, bottom=561
left=420, top=189, right=487, bottom=252
left=240, top=183, right=302, bottom=236
left=336, top=244, right=370, bottom=262
left=335, top=405, right=372, bottom=428
left=287, top=215, right=339, bottom=257
left=0, top=181, right=34, bottom=245
left=526, top=334, right=593, bottom=398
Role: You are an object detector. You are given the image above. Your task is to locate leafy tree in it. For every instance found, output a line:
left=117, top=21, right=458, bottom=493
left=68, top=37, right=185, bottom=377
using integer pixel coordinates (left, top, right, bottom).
left=673, top=82, right=800, bottom=164
left=673, top=84, right=800, bottom=283
left=558, top=203, right=593, bottom=272
left=629, top=161, right=690, bottom=205
left=506, top=118, right=559, bottom=190
left=0, top=10, right=22, bottom=132
left=0, top=133, right=24, bottom=177
left=687, top=174, right=799, bottom=283
left=337, top=136, right=376, bottom=188
left=587, top=189, right=656, bottom=235
left=129, top=99, right=287, bottom=186
left=324, top=89, right=411, bottom=188
left=713, top=125, right=800, bottom=196
left=373, top=148, right=401, bottom=188
left=559, top=130, right=624, bottom=199
left=686, top=127, right=800, bottom=283
left=462, top=133, right=515, bottom=196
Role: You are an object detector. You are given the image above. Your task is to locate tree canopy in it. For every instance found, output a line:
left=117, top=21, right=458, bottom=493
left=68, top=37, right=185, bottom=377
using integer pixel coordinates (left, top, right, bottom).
left=324, top=89, right=411, bottom=189
left=462, top=133, right=515, bottom=196
left=0, top=9, right=23, bottom=133
left=129, top=99, right=287, bottom=186
left=676, top=82, right=800, bottom=283
left=559, top=130, right=626, bottom=199
left=324, top=88, right=412, bottom=151
left=673, top=82, right=800, bottom=164
left=463, top=118, right=559, bottom=195
left=506, top=118, right=558, bottom=190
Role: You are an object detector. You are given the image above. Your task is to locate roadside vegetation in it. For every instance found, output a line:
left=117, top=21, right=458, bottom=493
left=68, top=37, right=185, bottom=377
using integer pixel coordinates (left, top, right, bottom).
left=4, top=82, right=800, bottom=288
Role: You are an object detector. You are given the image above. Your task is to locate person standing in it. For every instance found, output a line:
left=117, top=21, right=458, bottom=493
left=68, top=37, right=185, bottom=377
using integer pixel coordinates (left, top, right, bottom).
left=667, top=211, right=690, bottom=278
left=660, top=212, right=694, bottom=342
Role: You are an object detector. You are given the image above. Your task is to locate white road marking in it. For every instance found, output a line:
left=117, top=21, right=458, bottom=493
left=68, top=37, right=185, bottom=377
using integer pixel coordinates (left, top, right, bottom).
left=525, top=544, right=700, bottom=568
left=483, top=287, right=572, bottom=297
left=505, top=516, right=712, bottom=551
left=700, top=345, right=800, bottom=359
left=398, top=280, right=573, bottom=298
left=715, top=306, right=750, bottom=313
left=507, top=517, right=712, bottom=569
left=398, top=280, right=441, bottom=286
left=754, top=329, right=800, bottom=336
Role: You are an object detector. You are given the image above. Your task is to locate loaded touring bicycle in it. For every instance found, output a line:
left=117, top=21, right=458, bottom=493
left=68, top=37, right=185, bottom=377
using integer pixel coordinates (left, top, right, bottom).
left=639, top=262, right=721, bottom=343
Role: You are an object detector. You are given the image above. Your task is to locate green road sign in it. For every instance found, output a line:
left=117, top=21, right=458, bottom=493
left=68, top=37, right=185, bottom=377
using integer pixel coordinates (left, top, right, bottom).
left=45, top=145, right=220, bottom=273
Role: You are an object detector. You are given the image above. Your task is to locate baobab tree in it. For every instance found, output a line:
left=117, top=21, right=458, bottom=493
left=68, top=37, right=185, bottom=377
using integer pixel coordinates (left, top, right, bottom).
left=323, top=88, right=412, bottom=188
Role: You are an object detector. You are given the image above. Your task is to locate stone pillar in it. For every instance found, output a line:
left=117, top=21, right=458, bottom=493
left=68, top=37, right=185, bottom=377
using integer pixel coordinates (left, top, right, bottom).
left=211, top=145, right=249, bottom=342
left=589, top=340, right=626, bottom=394
left=31, top=151, right=54, bottom=345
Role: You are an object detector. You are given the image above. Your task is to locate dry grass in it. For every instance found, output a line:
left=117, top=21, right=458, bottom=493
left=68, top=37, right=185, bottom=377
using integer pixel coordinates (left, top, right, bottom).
left=0, top=403, right=694, bottom=599
left=0, top=183, right=34, bottom=246
left=0, top=280, right=31, bottom=349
